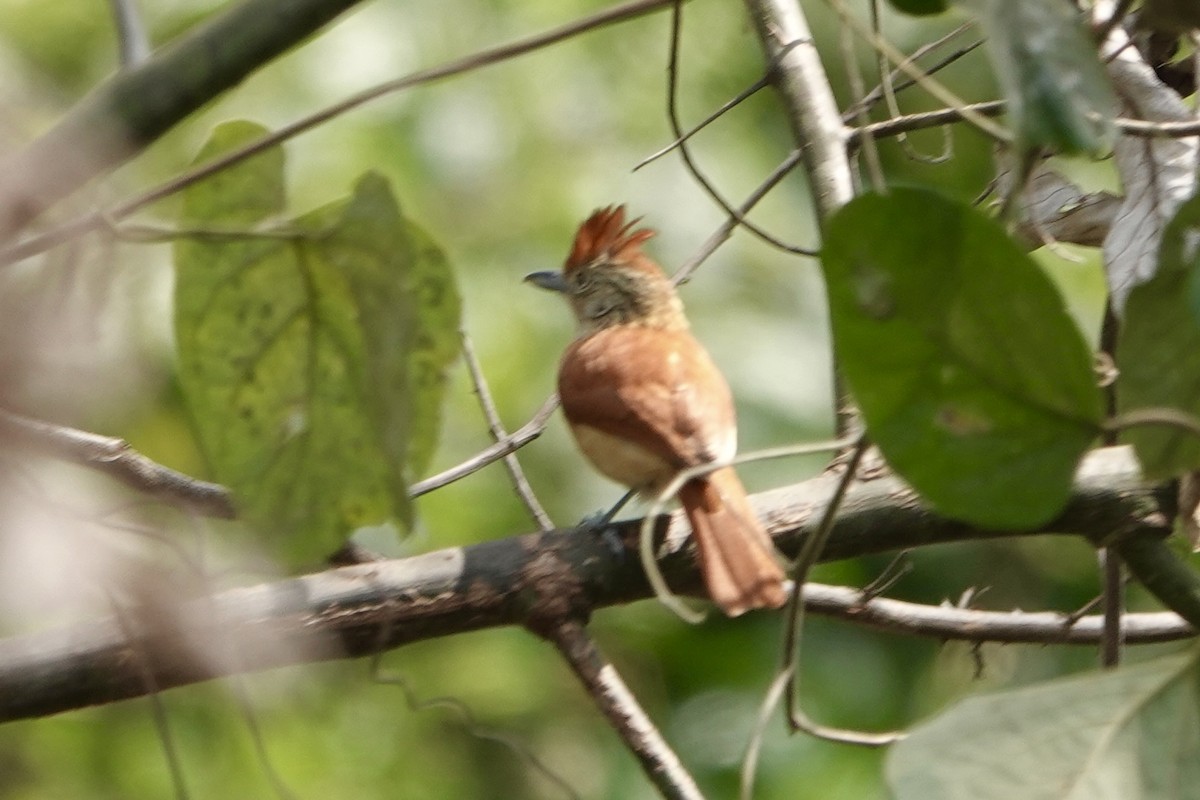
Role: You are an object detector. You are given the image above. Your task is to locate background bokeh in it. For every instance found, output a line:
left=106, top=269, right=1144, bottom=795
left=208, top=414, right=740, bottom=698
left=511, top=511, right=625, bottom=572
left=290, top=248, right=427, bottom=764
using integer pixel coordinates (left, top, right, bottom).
left=0, top=1, right=1140, bottom=797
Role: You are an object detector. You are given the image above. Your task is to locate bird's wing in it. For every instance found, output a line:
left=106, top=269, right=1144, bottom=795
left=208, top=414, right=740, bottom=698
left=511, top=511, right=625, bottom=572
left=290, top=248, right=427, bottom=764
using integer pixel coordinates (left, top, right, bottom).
left=557, top=325, right=737, bottom=469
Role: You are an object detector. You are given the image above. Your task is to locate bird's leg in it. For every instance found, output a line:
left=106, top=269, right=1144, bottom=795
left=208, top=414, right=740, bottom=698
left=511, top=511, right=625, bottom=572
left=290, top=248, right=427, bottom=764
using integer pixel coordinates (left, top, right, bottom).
left=578, top=488, right=638, bottom=555
left=601, top=487, right=638, bottom=525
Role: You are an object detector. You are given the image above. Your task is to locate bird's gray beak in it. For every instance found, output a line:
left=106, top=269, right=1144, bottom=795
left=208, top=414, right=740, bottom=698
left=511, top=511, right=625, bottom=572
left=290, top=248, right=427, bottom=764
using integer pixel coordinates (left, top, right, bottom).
left=524, top=270, right=569, bottom=293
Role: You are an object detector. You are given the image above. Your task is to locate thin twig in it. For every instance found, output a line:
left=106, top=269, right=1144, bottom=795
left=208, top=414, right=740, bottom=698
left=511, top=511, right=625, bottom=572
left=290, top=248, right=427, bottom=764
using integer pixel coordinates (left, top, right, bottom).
left=546, top=620, right=704, bottom=800
left=836, top=0, right=885, bottom=189
left=859, top=107, right=1200, bottom=144
left=410, top=394, right=559, bottom=497
left=671, top=149, right=803, bottom=286
left=847, top=98, right=1200, bottom=152
left=227, top=674, right=298, bottom=800
left=0, top=0, right=681, bottom=267
left=1097, top=291, right=1122, bottom=670
left=842, top=23, right=979, bottom=120
left=1065, top=590, right=1106, bottom=625
left=1105, top=407, right=1200, bottom=440
left=858, top=550, right=912, bottom=601
left=802, top=583, right=1192, bottom=644
left=847, top=100, right=1006, bottom=147
left=104, top=219, right=309, bottom=242
left=740, top=664, right=792, bottom=800
left=1100, top=549, right=1125, bottom=667
left=867, top=0, right=952, bottom=165
left=782, top=437, right=902, bottom=746
left=0, top=408, right=236, bottom=518
left=638, top=437, right=855, bottom=622
left=1113, top=116, right=1200, bottom=137
left=107, top=594, right=192, bottom=800
left=108, top=0, right=152, bottom=67
left=829, top=1, right=1011, bottom=144
left=1092, top=0, right=1136, bottom=49
left=189, top=569, right=299, bottom=800
left=0, top=389, right=556, bottom=515
left=663, top=0, right=816, bottom=256
left=634, top=76, right=770, bottom=171
left=460, top=331, right=554, bottom=531
left=370, top=655, right=579, bottom=798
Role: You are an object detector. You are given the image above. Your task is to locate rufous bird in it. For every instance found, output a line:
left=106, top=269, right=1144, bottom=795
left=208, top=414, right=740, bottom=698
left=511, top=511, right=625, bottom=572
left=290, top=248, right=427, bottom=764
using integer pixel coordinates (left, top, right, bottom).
left=526, top=205, right=787, bottom=616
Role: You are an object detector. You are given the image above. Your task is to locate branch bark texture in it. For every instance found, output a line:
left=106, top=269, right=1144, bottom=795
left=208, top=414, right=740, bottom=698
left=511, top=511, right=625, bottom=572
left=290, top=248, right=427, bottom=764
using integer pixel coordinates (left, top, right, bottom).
left=741, top=0, right=854, bottom=225
left=0, top=446, right=1174, bottom=724
left=549, top=621, right=704, bottom=800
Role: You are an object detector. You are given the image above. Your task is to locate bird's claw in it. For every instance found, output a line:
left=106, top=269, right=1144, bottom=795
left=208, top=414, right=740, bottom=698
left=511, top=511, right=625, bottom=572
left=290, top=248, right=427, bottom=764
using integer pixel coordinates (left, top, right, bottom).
left=578, top=510, right=626, bottom=557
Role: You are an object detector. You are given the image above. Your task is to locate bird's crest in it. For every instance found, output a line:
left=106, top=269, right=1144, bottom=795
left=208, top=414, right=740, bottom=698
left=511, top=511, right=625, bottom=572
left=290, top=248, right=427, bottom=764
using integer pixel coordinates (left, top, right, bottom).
left=565, top=205, right=656, bottom=273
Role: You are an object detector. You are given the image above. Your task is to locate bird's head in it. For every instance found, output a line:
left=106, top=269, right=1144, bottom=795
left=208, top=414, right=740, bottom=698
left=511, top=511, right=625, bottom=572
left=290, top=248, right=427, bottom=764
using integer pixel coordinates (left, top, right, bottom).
left=525, top=205, right=685, bottom=332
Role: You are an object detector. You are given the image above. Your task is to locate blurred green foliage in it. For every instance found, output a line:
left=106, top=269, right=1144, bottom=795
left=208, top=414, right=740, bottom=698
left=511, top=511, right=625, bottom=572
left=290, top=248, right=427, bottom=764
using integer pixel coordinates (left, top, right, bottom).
left=0, top=0, right=1150, bottom=799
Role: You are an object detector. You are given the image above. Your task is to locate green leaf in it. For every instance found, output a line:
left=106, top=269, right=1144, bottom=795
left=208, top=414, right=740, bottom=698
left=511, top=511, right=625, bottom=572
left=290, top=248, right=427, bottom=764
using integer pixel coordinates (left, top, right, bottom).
left=403, top=224, right=462, bottom=476
left=174, top=121, right=459, bottom=565
left=888, top=0, right=949, bottom=16
left=964, top=0, right=1117, bottom=154
left=886, top=650, right=1200, bottom=800
left=1118, top=196, right=1200, bottom=479
left=821, top=188, right=1102, bottom=528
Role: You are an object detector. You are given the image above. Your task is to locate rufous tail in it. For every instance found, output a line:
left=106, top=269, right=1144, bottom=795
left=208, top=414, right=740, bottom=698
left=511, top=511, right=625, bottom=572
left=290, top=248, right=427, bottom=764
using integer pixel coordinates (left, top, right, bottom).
left=678, top=467, right=787, bottom=616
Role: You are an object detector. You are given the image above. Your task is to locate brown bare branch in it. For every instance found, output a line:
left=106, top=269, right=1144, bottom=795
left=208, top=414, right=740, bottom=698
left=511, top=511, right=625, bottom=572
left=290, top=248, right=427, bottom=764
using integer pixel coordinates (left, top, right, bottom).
left=410, top=394, right=560, bottom=497
left=459, top=332, right=554, bottom=531
left=546, top=620, right=704, bottom=800
left=0, top=408, right=236, bottom=519
left=0, top=446, right=1175, bottom=724
left=802, top=584, right=1191, bottom=644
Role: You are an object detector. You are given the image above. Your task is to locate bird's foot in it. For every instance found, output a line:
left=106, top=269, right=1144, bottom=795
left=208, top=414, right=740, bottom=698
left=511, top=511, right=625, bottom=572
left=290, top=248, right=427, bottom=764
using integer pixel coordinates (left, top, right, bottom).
left=577, top=509, right=627, bottom=557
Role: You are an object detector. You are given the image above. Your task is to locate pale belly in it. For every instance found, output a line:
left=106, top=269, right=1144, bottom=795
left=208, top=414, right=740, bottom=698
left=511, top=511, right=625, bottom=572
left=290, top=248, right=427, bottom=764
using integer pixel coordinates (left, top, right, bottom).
left=569, top=423, right=676, bottom=494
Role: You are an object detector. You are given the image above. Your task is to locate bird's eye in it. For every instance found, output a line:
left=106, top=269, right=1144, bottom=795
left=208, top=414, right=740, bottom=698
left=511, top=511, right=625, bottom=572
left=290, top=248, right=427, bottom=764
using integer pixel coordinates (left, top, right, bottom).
left=586, top=299, right=614, bottom=320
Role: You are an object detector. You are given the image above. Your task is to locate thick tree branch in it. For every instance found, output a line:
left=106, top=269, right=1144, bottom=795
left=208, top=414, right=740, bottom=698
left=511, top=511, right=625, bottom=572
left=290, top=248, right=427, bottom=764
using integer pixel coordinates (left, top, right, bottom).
left=741, top=0, right=854, bottom=225
left=0, top=446, right=1175, bottom=724
left=740, top=0, right=855, bottom=436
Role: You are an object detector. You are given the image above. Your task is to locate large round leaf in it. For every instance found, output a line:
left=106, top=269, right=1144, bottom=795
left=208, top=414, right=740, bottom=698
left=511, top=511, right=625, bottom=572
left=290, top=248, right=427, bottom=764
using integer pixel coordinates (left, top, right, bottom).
left=821, top=187, right=1102, bottom=528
